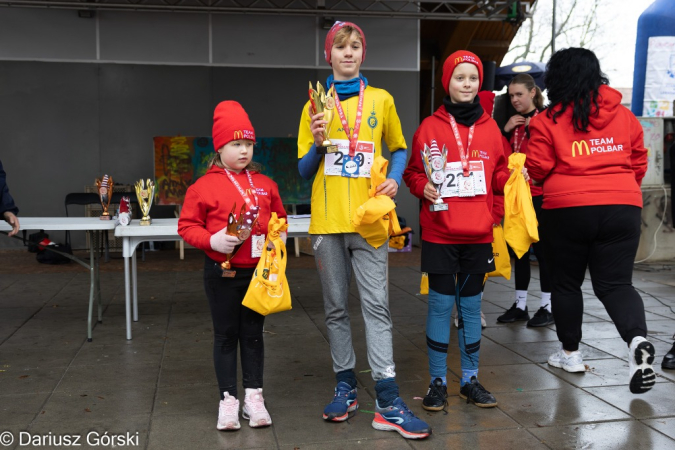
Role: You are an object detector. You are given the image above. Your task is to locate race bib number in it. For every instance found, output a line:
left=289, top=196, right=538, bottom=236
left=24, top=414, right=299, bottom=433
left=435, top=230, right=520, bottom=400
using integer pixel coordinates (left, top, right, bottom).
left=324, top=140, right=374, bottom=178
left=440, top=160, right=487, bottom=198
left=251, top=234, right=265, bottom=258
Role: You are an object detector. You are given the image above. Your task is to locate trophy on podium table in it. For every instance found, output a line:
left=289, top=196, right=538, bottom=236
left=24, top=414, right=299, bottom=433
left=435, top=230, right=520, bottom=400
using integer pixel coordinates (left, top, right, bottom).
left=421, top=140, right=449, bottom=212
left=135, top=179, right=155, bottom=226
left=308, top=81, right=339, bottom=154
left=95, top=174, right=114, bottom=220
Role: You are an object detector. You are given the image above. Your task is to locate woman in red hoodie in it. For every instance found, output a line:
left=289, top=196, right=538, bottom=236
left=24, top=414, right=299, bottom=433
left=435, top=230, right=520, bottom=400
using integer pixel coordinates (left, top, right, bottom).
left=404, top=51, right=510, bottom=411
left=525, top=48, right=654, bottom=394
left=178, top=101, right=287, bottom=430
left=497, top=74, right=553, bottom=328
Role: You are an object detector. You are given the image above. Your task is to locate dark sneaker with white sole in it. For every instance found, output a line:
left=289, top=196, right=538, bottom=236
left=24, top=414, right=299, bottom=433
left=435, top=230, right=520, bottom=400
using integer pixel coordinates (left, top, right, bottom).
left=422, top=378, right=448, bottom=411
left=663, top=342, right=675, bottom=370
left=629, top=337, right=656, bottom=394
left=459, top=376, right=497, bottom=408
left=497, top=303, right=529, bottom=323
left=527, top=307, right=554, bottom=327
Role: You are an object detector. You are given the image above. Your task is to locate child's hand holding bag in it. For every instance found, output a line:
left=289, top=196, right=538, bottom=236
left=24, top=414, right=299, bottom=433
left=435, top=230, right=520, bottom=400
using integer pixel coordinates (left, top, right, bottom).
left=242, top=213, right=292, bottom=316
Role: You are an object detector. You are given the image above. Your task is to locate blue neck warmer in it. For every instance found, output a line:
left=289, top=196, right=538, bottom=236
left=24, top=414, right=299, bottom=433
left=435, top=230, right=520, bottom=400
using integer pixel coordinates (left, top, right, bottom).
left=326, top=74, right=369, bottom=100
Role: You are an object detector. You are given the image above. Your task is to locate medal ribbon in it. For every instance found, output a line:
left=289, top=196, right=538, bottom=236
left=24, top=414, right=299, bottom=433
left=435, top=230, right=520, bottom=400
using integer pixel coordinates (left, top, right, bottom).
left=513, top=110, right=538, bottom=153
left=448, top=113, right=474, bottom=176
left=333, top=79, right=365, bottom=157
left=224, top=169, right=261, bottom=234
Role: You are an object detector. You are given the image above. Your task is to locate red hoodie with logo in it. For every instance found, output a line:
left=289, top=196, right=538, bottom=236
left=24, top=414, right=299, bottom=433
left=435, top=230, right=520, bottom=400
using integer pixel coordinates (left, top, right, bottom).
left=525, top=85, right=647, bottom=209
left=178, top=165, right=286, bottom=268
left=403, top=106, right=510, bottom=244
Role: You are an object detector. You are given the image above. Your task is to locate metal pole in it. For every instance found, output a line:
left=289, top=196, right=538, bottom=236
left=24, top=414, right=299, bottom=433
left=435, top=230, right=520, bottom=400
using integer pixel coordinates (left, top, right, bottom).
left=552, top=0, right=556, bottom=54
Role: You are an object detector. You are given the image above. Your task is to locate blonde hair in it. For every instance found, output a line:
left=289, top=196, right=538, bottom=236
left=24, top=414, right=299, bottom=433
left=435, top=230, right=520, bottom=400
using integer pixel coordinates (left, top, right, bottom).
left=208, top=152, right=262, bottom=172
left=509, top=74, right=545, bottom=110
left=332, top=26, right=363, bottom=47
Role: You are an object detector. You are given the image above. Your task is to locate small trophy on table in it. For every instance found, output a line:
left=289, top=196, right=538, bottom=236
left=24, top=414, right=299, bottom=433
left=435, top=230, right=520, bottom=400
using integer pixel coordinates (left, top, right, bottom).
left=95, top=174, right=114, bottom=220
left=220, top=203, right=259, bottom=278
left=421, top=140, right=449, bottom=212
left=135, top=179, right=155, bottom=226
left=308, top=81, right=338, bottom=154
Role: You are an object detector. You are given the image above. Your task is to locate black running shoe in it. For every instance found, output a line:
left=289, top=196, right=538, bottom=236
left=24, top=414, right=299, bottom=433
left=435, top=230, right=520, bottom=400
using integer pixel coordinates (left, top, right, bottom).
left=459, top=376, right=498, bottom=408
left=527, top=307, right=554, bottom=327
left=497, top=303, right=529, bottom=323
left=422, top=378, right=448, bottom=411
left=663, top=342, right=675, bottom=370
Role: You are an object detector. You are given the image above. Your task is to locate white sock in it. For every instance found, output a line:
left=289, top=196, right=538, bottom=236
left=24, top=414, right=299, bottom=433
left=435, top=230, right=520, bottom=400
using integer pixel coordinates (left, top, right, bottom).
left=515, top=290, right=528, bottom=310
left=541, top=292, right=551, bottom=312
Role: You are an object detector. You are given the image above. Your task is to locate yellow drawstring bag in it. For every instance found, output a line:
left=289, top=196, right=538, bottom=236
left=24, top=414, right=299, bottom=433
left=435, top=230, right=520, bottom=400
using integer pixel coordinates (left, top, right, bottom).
left=504, top=153, right=539, bottom=259
left=242, top=213, right=292, bottom=316
left=352, top=156, right=401, bottom=249
left=487, top=224, right=511, bottom=279
left=420, top=272, right=429, bottom=295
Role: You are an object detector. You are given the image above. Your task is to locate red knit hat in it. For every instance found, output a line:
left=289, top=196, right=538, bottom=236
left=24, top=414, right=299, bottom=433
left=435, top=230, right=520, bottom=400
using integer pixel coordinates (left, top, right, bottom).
left=442, top=50, right=484, bottom=94
left=324, top=21, right=366, bottom=66
left=212, top=101, right=256, bottom=151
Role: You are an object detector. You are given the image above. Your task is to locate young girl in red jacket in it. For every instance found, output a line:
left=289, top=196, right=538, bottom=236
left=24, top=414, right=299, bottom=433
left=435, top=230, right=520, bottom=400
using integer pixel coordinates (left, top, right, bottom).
left=403, top=51, right=510, bottom=411
left=497, top=73, right=553, bottom=328
left=178, top=101, right=287, bottom=430
left=525, top=48, right=654, bottom=394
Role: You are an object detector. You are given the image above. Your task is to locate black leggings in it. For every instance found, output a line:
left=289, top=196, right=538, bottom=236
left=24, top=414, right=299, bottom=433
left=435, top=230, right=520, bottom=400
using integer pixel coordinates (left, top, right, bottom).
left=513, top=195, right=551, bottom=292
left=203, top=257, right=263, bottom=400
left=540, top=205, right=646, bottom=351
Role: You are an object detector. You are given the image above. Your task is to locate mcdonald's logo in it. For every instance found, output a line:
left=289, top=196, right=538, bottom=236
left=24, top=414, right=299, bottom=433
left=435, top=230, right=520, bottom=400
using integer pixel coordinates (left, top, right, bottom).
left=233, top=130, right=244, bottom=140
left=471, top=150, right=480, bottom=158
left=571, top=140, right=590, bottom=157
left=455, top=57, right=464, bottom=64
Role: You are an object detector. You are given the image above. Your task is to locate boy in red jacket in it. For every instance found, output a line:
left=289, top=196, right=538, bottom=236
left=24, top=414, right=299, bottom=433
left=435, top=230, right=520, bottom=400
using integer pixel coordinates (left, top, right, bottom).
left=403, top=51, right=510, bottom=411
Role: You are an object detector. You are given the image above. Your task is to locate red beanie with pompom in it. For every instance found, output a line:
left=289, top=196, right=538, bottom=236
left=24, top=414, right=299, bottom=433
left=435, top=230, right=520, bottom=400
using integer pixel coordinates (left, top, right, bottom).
left=212, top=101, right=256, bottom=152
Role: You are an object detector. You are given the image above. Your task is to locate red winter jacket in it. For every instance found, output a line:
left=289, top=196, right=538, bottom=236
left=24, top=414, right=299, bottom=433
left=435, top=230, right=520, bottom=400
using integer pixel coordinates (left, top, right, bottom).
left=178, top=165, right=287, bottom=268
left=404, top=106, right=510, bottom=244
left=491, top=136, right=512, bottom=224
left=525, top=85, right=647, bottom=209
left=507, top=110, right=544, bottom=197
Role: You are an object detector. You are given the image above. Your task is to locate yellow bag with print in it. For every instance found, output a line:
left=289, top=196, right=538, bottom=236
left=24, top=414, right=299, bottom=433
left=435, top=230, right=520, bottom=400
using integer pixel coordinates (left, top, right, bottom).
left=487, top=224, right=511, bottom=279
left=242, top=213, right=292, bottom=316
left=504, top=152, right=539, bottom=259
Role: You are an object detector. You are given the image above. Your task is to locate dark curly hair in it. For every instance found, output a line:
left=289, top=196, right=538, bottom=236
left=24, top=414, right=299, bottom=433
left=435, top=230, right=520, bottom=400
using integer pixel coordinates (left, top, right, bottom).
left=544, top=47, right=609, bottom=133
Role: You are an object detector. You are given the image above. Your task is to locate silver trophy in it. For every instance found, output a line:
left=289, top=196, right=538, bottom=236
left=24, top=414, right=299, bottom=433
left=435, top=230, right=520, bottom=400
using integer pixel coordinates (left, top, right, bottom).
left=421, top=141, right=448, bottom=212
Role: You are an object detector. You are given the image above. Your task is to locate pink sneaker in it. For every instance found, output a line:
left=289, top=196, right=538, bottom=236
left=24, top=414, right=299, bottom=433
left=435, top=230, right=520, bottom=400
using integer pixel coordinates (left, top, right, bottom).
left=217, top=392, right=240, bottom=431
left=242, top=388, right=272, bottom=428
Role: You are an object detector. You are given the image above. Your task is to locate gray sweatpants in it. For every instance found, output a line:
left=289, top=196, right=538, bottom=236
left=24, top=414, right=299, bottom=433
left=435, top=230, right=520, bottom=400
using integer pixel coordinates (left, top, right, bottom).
left=312, top=233, right=396, bottom=381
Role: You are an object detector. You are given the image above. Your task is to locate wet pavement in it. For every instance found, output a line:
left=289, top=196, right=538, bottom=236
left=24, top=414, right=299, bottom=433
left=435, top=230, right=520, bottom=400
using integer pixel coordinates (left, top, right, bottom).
left=1, top=247, right=674, bottom=449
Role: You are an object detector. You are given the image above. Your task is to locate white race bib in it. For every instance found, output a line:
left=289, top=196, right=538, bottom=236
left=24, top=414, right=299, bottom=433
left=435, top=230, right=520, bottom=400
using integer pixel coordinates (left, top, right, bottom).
left=440, top=160, right=487, bottom=198
left=251, top=234, right=265, bottom=258
left=324, top=140, right=374, bottom=178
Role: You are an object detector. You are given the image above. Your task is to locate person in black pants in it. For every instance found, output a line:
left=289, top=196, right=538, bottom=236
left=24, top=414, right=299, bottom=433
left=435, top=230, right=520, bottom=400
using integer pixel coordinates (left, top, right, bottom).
left=0, top=159, right=20, bottom=237
left=525, top=48, right=655, bottom=394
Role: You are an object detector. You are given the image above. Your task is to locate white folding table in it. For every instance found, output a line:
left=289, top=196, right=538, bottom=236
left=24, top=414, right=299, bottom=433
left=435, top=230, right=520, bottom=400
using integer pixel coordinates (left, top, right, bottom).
left=115, top=216, right=310, bottom=340
left=0, top=217, right=116, bottom=341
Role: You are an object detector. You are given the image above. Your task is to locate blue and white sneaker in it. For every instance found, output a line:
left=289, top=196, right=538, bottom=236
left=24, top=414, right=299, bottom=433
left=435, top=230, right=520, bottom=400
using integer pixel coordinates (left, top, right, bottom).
left=323, top=381, right=358, bottom=421
left=372, top=397, right=431, bottom=439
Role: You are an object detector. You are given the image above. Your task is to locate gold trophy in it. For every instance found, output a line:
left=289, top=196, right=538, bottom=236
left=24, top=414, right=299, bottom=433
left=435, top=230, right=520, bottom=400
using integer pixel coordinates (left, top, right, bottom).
left=309, top=81, right=338, bottom=154
left=220, top=203, right=259, bottom=278
left=95, top=174, right=114, bottom=220
left=135, top=179, right=155, bottom=226
left=421, top=142, right=449, bottom=212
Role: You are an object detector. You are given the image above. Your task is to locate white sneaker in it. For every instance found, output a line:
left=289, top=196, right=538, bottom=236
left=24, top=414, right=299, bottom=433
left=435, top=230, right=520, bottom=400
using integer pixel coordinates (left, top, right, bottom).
left=217, top=392, right=241, bottom=431
left=629, top=336, right=656, bottom=394
left=243, top=388, right=272, bottom=428
left=548, top=348, right=586, bottom=373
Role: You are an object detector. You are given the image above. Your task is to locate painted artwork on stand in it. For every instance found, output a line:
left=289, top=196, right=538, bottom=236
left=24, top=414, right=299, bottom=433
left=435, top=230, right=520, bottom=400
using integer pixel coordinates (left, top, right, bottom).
left=153, top=136, right=312, bottom=205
